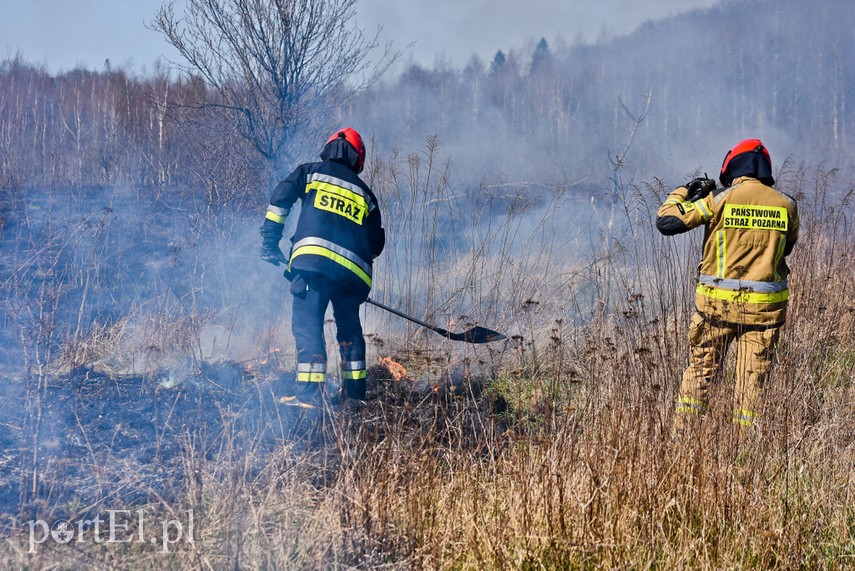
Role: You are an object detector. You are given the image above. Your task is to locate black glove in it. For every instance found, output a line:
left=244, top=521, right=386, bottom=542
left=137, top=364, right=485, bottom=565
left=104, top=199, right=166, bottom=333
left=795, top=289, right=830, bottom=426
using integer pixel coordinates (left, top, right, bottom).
left=261, top=243, right=288, bottom=266
left=685, top=176, right=716, bottom=201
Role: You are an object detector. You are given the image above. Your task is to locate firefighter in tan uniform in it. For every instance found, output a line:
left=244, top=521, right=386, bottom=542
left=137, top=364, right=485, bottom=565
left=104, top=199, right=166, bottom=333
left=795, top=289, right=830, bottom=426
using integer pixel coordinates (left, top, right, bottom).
left=656, top=139, right=799, bottom=431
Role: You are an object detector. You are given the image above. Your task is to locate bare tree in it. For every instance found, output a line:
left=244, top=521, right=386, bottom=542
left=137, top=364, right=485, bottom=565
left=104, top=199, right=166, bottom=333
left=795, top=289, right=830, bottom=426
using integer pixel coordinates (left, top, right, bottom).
left=152, top=0, right=396, bottom=165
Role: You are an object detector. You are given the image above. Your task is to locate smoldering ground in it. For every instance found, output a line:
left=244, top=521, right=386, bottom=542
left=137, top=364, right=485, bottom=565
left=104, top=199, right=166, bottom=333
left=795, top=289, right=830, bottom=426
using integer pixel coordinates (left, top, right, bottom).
left=0, top=175, right=518, bottom=525
left=0, top=0, right=852, bottom=565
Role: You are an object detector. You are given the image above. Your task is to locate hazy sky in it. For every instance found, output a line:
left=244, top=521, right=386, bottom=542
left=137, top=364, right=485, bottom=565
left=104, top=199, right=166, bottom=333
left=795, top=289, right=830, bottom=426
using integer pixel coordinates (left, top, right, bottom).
left=0, top=0, right=718, bottom=73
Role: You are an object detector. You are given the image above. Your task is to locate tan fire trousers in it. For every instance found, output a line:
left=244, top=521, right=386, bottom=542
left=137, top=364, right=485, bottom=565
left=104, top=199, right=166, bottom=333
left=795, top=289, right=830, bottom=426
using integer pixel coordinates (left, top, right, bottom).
left=674, top=312, right=780, bottom=431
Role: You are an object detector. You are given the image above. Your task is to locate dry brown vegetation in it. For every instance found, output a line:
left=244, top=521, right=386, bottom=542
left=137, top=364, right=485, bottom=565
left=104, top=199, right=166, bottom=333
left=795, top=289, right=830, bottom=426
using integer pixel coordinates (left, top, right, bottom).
left=1, top=2, right=853, bottom=565
left=1, top=157, right=852, bottom=570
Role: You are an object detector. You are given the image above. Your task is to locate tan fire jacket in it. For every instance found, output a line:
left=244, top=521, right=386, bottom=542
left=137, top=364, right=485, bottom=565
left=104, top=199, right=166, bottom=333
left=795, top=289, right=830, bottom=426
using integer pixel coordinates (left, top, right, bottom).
left=657, top=176, right=799, bottom=326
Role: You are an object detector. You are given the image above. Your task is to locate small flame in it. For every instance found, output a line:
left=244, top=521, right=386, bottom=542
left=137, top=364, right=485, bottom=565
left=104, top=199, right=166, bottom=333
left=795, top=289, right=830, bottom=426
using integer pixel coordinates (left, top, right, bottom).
left=378, top=356, right=409, bottom=381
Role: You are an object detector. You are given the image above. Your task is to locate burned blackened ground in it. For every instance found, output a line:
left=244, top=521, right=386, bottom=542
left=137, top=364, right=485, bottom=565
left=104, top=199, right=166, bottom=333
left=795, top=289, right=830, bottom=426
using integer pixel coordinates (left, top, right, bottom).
left=0, top=361, right=288, bottom=517
left=0, top=360, right=504, bottom=522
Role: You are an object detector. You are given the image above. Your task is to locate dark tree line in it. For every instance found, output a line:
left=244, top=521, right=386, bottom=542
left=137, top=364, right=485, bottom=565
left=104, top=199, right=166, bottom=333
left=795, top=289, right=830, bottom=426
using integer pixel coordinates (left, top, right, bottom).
left=352, top=0, right=853, bottom=190
left=0, top=0, right=851, bottom=208
left=0, top=58, right=267, bottom=210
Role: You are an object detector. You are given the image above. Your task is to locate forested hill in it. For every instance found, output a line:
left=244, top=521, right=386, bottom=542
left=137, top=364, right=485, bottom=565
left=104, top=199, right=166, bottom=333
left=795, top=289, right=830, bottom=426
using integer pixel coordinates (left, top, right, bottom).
left=0, top=0, right=851, bottom=200
left=351, top=0, right=853, bottom=190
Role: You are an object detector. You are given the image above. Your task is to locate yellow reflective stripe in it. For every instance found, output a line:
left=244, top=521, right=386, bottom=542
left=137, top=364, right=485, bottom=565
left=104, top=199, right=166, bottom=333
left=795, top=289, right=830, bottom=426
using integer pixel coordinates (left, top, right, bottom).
left=291, top=245, right=372, bottom=287
left=309, top=181, right=369, bottom=209
left=696, top=199, right=712, bottom=221
left=675, top=397, right=707, bottom=415
left=716, top=230, right=727, bottom=278
left=734, top=409, right=757, bottom=426
left=308, top=173, right=374, bottom=210
left=696, top=284, right=789, bottom=304
left=773, top=236, right=786, bottom=281
left=665, top=198, right=682, bottom=206
left=341, top=370, right=367, bottom=380
left=292, top=237, right=372, bottom=275
left=266, top=210, right=286, bottom=224
left=296, top=372, right=326, bottom=382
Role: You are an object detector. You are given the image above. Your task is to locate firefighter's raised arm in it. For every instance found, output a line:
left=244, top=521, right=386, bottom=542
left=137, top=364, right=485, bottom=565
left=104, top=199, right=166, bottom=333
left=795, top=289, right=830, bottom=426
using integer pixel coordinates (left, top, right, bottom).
left=655, top=177, right=716, bottom=236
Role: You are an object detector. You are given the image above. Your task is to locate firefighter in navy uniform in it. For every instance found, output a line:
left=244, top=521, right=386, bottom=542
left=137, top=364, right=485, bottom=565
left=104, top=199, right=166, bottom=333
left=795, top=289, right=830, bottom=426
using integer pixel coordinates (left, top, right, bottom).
left=260, top=128, right=385, bottom=409
left=656, top=139, right=798, bottom=433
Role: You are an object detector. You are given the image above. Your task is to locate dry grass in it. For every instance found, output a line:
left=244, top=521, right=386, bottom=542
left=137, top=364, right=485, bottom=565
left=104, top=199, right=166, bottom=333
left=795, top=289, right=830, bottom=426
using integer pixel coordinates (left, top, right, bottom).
left=2, top=159, right=853, bottom=569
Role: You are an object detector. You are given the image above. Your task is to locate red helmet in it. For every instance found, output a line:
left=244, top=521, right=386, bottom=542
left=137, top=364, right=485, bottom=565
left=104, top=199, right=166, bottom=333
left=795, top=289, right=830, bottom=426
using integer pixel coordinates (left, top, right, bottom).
left=326, top=127, right=366, bottom=173
left=720, top=138, right=773, bottom=186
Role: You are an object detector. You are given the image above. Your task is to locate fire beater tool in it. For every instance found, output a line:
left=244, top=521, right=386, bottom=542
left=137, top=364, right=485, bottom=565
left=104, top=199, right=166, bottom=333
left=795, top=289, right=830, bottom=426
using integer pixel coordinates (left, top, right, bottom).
left=366, top=297, right=506, bottom=344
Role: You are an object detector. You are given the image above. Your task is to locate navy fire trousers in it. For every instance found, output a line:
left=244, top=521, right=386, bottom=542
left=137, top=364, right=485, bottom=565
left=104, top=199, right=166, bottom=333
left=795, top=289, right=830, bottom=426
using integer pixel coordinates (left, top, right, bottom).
left=290, top=271, right=368, bottom=399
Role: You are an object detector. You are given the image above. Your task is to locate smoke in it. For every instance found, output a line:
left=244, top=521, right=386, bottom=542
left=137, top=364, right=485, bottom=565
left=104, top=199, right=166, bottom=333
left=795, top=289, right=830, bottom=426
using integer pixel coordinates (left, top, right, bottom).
left=0, top=0, right=851, bottom=538
left=1, top=0, right=850, bottom=388
left=351, top=0, right=852, bottom=202
left=356, top=0, right=720, bottom=69
left=0, top=180, right=315, bottom=514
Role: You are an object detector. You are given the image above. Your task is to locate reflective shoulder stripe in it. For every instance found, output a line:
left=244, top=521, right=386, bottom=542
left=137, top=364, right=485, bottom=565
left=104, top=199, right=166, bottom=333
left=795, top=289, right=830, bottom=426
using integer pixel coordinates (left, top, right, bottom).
left=714, top=185, right=737, bottom=205
left=308, top=173, right=376, bottom=212
left=698, top=274, right=788, bottom=293
left=665, top=198, right=682, bottom=206
left=696, top=283, right=789, bottom=304
left=291, top=237, right=372, bottom=287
